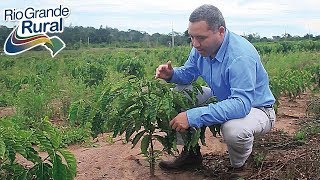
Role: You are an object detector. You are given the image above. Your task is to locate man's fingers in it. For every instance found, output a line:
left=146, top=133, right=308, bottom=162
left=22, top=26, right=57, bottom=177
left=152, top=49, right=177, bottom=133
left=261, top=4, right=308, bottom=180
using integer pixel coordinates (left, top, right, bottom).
left=155, top=65, right=165, bottom=79
left=167, top=61, right=172, bottom=70
left=155, top=67, right=160, bottom=79
left=169, top=119, right=175, bottom=128
left=172, top=124, right=177, bottom=130
left=155, top=62, right=172, bottom=80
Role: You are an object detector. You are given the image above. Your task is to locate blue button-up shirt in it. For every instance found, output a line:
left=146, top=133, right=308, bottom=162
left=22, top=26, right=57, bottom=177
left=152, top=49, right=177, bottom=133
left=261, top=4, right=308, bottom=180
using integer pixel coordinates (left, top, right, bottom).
left=170, top=29, right=275, bottom=128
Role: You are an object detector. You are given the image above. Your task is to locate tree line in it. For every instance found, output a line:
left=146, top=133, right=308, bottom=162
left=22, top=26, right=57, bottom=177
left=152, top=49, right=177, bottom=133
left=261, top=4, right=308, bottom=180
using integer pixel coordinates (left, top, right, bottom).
left=0, top=25, right=319, bottom=50
left=0, top=25, right=189, bottom=49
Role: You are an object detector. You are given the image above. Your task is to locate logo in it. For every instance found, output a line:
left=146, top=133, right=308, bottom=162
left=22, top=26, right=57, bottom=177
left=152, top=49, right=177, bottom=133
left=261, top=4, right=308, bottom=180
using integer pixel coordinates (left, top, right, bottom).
left=3, top=5, right=70, bottom=57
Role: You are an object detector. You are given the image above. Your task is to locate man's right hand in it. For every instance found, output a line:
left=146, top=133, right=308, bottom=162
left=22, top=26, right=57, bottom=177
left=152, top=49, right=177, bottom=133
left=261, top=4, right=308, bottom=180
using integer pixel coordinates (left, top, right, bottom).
left=155, top=61, right=174, bottom=81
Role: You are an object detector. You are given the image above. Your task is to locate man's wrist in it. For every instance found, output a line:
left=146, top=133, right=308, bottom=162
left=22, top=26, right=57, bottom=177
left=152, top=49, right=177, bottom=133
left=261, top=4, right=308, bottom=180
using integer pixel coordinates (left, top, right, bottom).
left=165, top=71, right=174, bottom=82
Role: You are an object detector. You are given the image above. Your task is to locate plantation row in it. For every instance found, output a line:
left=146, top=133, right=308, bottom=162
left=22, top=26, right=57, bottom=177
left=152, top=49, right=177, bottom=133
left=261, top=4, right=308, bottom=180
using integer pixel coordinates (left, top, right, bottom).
left=254, top=40, right=320, bottom=54
left=0, top=46, right=319, bottom=179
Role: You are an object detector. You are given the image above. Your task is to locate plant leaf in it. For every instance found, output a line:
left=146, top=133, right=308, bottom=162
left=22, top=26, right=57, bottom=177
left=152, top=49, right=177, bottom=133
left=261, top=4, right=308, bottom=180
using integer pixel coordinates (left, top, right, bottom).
left=141, top=135, right=151, bottom=156
left=200, top=126, right=207, bottom=146
left=209, top=124, right=221, bottom=137
left=154, top=135, right=166, bottom=147
left=52, top=153, right=67, bottom=180
left=30, top=162, right=52, bottom=180
left=59, top=149, right=77, bottom=178
left=25, top=146, right=42, bottom=163
left=190, top=128, right=201, bottom=147
left=0, top=139, right=6, bottom=159
left=131, top=130, right=146, bottom=149
left=125, top=123, right=135, bottom=142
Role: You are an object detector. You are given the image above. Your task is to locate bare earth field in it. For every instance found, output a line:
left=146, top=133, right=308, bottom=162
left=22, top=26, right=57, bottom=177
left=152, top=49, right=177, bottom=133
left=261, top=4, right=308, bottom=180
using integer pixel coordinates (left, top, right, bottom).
left=71, top=92, right=319, bottom=180
left=2, top=92, right=319, bottom=179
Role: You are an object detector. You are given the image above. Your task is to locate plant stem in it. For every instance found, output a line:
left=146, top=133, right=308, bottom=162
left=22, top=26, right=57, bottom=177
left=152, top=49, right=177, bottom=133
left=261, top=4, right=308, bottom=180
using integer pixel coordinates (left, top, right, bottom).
left=149, top=133, right=155, bottom=177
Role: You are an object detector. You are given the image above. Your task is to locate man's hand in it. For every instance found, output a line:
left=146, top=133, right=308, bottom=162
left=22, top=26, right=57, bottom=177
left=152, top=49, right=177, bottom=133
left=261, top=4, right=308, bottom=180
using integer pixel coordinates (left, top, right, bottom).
left=169, top=112, right=190, bottom=132
left=155, top=61, right=173, bottom=80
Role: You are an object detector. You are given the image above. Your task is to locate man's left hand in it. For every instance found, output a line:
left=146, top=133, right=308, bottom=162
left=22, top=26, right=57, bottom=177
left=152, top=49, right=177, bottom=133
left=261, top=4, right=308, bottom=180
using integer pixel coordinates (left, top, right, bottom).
left=169, top=112, right=190, bottom=132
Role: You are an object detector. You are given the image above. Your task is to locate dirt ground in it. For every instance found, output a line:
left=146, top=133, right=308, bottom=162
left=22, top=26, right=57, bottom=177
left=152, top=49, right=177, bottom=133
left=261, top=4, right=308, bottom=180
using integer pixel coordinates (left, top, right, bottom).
left=70, top=92, right=313, bottom=180
left=1, top=92, right=317, bottom=179
left=72, top=128, right=226, bottom=180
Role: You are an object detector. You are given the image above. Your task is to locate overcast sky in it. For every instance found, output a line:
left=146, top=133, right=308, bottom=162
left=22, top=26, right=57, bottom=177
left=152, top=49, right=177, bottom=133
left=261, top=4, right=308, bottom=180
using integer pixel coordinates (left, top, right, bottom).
left=1, top=0, right=320, bottom=38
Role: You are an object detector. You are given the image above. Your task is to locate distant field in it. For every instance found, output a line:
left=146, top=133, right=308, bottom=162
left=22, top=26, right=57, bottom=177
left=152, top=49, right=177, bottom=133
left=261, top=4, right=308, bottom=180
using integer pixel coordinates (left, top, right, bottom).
left=0, top=43, right=319, bottom=179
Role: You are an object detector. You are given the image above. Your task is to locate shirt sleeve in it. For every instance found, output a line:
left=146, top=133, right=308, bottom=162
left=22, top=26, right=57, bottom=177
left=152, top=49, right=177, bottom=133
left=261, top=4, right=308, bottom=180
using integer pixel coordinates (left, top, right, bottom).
left=186, top=56, right=257, bottom=128
left=169, top=48, right=200, bottom=85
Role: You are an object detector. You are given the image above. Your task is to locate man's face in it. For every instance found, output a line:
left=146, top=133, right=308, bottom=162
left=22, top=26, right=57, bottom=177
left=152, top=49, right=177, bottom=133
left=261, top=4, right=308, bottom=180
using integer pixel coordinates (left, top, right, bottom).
left=188, top=21, right=225, bottom=58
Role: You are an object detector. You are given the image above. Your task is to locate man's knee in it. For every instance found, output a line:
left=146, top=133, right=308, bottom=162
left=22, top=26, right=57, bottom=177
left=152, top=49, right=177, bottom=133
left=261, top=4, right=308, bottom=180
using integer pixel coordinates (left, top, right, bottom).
left=222, top=121, right=253, bottom=145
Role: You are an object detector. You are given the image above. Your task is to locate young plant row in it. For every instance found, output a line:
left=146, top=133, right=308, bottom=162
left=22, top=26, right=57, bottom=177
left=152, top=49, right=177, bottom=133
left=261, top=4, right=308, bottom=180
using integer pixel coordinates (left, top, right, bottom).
left=0, top=117, right=76, bottom=180
left=270, top=65, right=320, bottom=108
left=68, top=76, right=220, bottom=176
left=254, top=40, right=320, bottom=54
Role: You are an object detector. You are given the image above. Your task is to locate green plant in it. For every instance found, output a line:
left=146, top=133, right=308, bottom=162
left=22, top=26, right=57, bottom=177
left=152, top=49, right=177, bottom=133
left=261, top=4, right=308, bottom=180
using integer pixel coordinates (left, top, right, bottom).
left=306, top=65, right=320, bottom=89
left=253, top=152, right=266, bottom=167
left=116, top=57, right=145, bottom=78
left=67, top=85, right=118, bottom=138
left=108, top=78, right=178, bottom=177
left=105, top=134, right=114, bottom=144
left=60, top=123, right=92, bottom=146
left=14, top=86, right=50, bottom=121
left=294, top=130, right=306, bottom=142
left=0, top=59, right=15, bottom=70
left=270, top=69, right=313, bottom=102
left=0, top=116, right=76, bottom=179
left=0, top=99, right=8, bottom=107
left=71, top=63, right=106, bottom=87
left=303, top=119, right=320, bottom=135
left=107, top=77, right=218, bottom=177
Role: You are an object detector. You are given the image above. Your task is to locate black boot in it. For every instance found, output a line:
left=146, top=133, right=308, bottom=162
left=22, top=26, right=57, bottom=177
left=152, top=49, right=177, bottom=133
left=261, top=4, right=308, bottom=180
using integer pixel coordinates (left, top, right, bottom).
left=159, top=146, right=202, bottom=170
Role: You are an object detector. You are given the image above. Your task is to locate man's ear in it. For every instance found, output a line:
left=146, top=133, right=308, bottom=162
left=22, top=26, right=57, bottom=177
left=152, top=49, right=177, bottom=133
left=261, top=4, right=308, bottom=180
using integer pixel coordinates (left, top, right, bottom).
left=219, top=26, right=225, bottom=35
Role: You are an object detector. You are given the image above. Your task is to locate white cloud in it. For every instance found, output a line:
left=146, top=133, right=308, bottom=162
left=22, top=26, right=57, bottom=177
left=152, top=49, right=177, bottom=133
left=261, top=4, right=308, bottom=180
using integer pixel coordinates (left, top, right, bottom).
left=1, top=0, right=319, bottom=37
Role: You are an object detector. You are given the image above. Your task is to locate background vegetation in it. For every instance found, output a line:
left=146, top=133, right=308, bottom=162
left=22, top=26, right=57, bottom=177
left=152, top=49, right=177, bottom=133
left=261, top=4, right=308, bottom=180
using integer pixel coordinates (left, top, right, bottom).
left=0, top=25, right=319, bottom=178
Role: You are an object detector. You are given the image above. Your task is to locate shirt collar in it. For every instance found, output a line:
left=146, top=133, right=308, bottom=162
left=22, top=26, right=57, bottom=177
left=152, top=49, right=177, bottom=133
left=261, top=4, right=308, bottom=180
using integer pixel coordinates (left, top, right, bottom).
left=214, top=28, right=229, bottom=62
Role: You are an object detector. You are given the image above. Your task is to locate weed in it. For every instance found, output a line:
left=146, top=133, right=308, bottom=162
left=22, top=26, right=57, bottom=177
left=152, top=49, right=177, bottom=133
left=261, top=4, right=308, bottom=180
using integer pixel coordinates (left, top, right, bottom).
left=253, top=152, right=266, bottom=167
left=294, top=130, right=306, bottom=142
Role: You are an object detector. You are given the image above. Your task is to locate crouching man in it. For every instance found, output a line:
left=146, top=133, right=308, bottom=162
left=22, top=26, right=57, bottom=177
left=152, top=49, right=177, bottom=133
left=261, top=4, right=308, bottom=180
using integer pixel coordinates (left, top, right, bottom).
left=155, top=4, right=276, bottom=170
